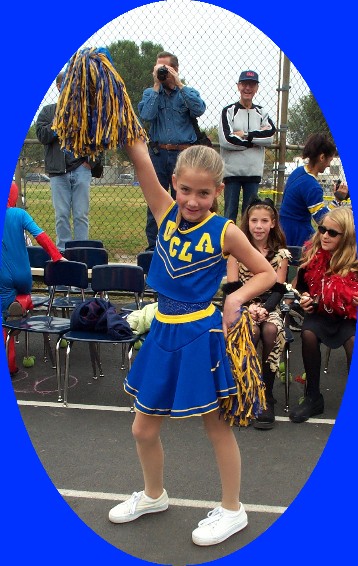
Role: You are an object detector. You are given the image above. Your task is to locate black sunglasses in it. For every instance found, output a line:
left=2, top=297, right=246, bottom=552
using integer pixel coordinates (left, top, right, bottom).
left=318, top=225, right=343, bottom=238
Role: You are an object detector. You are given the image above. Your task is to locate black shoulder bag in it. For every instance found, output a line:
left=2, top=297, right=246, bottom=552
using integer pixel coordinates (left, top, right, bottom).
left=190, top=116, right=213, bottom=147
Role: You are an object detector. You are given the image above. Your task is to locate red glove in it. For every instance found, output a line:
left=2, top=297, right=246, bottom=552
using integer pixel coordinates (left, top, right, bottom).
left=35, top=232, right=63, bottom=262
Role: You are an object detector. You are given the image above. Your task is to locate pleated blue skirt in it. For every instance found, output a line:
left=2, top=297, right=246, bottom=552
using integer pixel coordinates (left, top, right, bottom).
left=124, top=306, right=237, bottom=418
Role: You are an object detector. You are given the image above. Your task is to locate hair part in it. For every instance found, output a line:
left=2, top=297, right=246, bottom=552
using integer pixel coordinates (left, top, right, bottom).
left=174, top=145, right=224, bottom=187
left=302, top=133, right=336, bottom=164
left=157, top=51, right=178, bottom=68
left=303, top=207, right=358, bottom=275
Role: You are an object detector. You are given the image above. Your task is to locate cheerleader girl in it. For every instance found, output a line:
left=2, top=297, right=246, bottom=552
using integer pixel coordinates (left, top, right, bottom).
left=108, top=141, right=276, bottom=546
left=290, top=207, right=358, bottom=423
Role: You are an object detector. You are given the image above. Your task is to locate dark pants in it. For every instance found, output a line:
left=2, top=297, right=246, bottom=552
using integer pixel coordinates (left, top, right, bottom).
left=224, top=177, right=259, bottom=223
left=145, top=148, right=179, bottom=250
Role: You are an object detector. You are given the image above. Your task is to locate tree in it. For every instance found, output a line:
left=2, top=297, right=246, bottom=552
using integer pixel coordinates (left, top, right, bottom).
left=287, top=92, right=333, bottom=146
left=108, top=40, right=164, bottom=111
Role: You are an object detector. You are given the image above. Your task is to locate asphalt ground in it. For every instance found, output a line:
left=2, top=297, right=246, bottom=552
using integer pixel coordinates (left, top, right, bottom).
left=7, top=310, right=349, bottom=565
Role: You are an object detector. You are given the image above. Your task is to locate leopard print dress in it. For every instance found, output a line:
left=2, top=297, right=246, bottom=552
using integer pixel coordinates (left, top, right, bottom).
left=237, top=248, right=291, bottom=374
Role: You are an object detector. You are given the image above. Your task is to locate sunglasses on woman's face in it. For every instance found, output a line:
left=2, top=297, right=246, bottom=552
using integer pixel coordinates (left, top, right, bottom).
left=318, top=225, right=343, bottom=238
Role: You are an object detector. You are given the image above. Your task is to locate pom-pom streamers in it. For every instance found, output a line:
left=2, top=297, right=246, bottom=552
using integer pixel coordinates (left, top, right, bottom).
left=220, top=307, right=266, bottom=427
left=52, top=47, right=147, bottom=158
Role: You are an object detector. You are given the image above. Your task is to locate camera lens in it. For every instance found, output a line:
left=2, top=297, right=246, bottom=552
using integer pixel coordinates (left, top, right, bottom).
left=157, top=66, right=168, bottom=81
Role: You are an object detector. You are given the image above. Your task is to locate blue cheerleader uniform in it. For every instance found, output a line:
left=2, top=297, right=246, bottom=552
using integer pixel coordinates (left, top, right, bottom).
left=124, top=202, right=237, bottom=418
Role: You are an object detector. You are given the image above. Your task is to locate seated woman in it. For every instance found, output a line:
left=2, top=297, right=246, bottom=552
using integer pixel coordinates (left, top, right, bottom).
left=289, top=207, right=358, bottom=423
left=225, top=197, right=289, bottom=430
left=1, top=181, right=64, bottom=375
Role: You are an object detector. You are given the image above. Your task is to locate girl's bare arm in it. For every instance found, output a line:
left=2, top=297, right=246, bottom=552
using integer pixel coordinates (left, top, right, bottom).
left=125, top=140, right=173, bottom=223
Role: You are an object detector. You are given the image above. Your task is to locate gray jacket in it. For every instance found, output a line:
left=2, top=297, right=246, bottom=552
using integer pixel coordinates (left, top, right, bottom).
left=218, top=102, right=276, bottom=179
left=36, top=103, right=87, bottom=175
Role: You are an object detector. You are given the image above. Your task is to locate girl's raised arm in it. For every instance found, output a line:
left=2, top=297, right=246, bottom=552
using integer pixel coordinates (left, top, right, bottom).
left=125, top=140, right=173, bottom=223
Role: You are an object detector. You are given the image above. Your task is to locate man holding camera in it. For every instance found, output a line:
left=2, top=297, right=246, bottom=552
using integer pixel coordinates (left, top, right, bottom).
left=138, top=51, right=206, bottom=250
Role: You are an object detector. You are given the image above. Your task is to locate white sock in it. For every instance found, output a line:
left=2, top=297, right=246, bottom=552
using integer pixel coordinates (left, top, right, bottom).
left=143, top=490, right=163, bottom=502
left=221, top=506, right=241, bottom=516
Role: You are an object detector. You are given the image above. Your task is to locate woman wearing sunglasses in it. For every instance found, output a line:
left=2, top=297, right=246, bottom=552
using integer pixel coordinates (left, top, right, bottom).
left=289, top=207, right=358, bottom=423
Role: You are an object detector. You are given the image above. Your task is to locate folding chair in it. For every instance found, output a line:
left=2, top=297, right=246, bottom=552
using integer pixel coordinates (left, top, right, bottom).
left=137, top=251, right=157, bottom=301
left=117, top=260, right=150, bottom=312
left=58, top=264, right=145, bottom=405
left=3, top=261, right=88, bottom=386
left=50, top=247, right=109, bottom=315
left=65, top=239, right=104, bottom=249
left=26, top=246, right=51, bottom=309
left=280, top=247, right=303, bottom=411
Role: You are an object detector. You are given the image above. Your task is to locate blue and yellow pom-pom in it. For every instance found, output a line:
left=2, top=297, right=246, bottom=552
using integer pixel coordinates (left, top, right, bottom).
left=220, top=307, right=266, bottom=427
left=52, top=47, right=147, bottom=159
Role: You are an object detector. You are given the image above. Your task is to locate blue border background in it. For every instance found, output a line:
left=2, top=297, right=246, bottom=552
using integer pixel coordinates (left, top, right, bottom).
left=0, top=1, right=356, bottom=563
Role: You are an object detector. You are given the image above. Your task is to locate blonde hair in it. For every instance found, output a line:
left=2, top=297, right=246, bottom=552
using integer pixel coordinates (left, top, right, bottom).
left=303, top=207, right=358, bottom=276
left=174, top=145, right=224, bottom=187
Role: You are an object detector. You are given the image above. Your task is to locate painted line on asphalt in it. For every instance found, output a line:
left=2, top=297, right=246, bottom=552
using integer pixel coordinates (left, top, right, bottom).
left=17, top=400, right=336, bottom=425
left=58, top=488, right=287, bottom=515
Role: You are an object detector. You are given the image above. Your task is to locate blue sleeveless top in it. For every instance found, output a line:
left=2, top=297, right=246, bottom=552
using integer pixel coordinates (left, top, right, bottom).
left=147, top=202, right=232, bottom=303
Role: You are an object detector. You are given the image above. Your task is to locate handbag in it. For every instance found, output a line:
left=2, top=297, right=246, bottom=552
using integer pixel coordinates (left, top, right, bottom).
left=91, top=155, right=104, bottom=178
left=190, top=117, right=213, bottom=147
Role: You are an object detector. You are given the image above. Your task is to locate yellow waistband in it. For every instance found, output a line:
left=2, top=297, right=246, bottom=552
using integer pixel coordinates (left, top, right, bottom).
left=156, top=303, right=215, bottom=324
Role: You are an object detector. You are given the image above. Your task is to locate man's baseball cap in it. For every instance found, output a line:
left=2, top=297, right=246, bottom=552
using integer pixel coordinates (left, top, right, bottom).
left=238, top=70, right=259, bottom=83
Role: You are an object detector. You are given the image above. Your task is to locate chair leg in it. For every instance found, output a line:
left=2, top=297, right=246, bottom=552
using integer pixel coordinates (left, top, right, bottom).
left=63, top=341, right=73, bottom=406
left=324, top=347, right=331, bottom=374
left=284, top=343, right=291, bottom=413
left=43, top=333, right=56, bottom=368
left=55, top=337, right=63, bottom=402
left=88, top=343, right=104, bottom=378
left=120, top=344, right=126, bottom=370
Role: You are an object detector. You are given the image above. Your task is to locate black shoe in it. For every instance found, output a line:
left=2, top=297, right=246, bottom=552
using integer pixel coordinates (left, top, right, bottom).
left=253, top=402, right=275, bottom=430
left=289, top=394, right=324, bottom=423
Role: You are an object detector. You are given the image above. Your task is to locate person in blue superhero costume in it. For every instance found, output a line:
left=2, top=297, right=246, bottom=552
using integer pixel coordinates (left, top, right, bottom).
left=109, top=141, right=276, bottom=546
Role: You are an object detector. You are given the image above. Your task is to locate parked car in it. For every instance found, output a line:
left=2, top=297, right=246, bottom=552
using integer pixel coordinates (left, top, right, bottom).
left=25, top=173, right=50, bottom=182
left=119, top=173, right=134, bottom=185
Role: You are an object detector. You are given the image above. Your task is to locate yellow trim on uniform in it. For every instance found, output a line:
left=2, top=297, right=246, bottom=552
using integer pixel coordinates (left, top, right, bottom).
left=156, top=303, right=215, bottom=324
left=308, top=202, right=325, bottom=214
left=157, top=200, right=176, bottom=230
left=221, top=219, right=234, bottom=259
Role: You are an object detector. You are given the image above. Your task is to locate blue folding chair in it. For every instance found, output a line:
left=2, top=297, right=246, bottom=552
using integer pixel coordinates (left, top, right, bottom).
left=26, top=246, right=51, bottom=309
left=58, top=264, right=145, bottom=405
left=137, top=251, right=157, bottom=301
left=65, top=239, right=104, bottom=249
left=3, top=261, right=88, bottom=388
left=49, top=247, right=109, bottom=315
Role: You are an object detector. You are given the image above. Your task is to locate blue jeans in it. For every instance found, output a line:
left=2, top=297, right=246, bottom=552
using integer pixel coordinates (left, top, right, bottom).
left=223, top=178, right=259, bottom=223
left=50, top=165, right=91, bottom=251
left=146, top=148, right=179, bottom=250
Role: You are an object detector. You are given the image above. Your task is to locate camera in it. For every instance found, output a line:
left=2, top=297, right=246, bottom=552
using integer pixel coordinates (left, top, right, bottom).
left=157, top=66, right=169, bottom=81
left=311, top=294, right=320, bottom=312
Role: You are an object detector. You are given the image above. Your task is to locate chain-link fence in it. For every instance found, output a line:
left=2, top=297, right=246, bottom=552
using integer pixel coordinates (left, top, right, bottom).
left=15, top=0, right=345, bottom=262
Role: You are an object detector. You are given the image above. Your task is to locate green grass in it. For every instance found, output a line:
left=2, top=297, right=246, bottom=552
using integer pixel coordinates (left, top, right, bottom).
left=24, top=182, right=280, bottom=261
left=25, top=183, right=148, bottom=261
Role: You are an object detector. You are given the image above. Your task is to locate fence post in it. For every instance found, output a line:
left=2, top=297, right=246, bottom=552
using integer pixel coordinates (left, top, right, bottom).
left=276, top=54, right=291, bottom=207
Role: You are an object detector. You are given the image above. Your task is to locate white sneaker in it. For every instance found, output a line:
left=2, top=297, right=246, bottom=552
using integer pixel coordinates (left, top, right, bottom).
left=192, top=504, right=248, bottom=546
left=109, top=490, right=169, bottom=523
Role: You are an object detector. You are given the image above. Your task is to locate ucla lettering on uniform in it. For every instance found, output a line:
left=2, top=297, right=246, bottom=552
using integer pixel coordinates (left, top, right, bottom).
left=195, top=233, right=214, bottom=254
